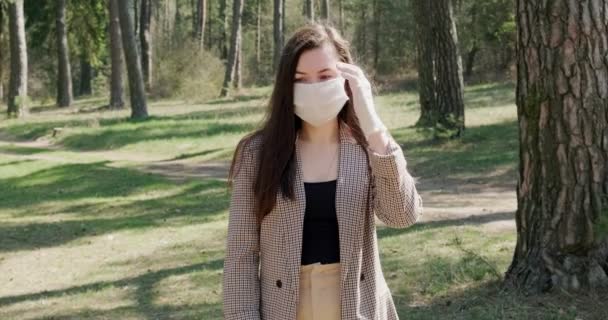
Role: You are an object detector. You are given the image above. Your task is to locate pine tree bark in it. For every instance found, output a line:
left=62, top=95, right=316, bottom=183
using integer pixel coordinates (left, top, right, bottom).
left=413, top=0, right=436, bottom=127
left=505, top=0, right=608, bottom=293
left=139, top=0, right=152, bottom=90
left=117, top=0, right=148, bottom=119
left=430, top=0, right=465, bottom=137
left=56, top=0, right=73, bottom=108
left=109, top=0, right=125, bottom=109
left=273, top=0, right=284, bottom=73
left=7, top=0, right=27, bottom=117
left=220, top=0, right=244, bottom=97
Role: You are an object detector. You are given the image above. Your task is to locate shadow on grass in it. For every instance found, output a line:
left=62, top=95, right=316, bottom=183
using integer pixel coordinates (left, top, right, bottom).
left=0, top=102, right=264, bottom=147
left=0, top=161, right=230, bottom=252
left=392, top=279, right=607, bottom=320
left=205, top=93, right=266, bottom=105
left=58, top=121, right=257, bottom=151
left=0, top=259, right=225, bottom=320
left=377, top=211, right=514, bottom=240
left=392, top=120, right=519, bottom=185
left=0, top=144, right=52, bottom=155
left=0, top=159, right=35, bottom=167
left=463, top=82, right=516, bottom=110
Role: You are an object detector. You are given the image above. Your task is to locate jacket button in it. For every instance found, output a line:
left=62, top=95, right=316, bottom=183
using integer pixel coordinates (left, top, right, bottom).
left=276, top=279, right=282, bottom=288
left=360, top=273, right=365, bottom=281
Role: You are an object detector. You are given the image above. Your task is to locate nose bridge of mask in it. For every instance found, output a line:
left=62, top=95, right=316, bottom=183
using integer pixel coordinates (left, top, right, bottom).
left=293, top=76, right=346, bottom=106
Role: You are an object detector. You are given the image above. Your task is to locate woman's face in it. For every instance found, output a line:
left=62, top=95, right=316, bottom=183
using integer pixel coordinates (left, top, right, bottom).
left=294, top=44, right=341, bottom=84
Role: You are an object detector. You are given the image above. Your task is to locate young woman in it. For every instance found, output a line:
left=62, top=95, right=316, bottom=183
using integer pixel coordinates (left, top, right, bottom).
left=222, top=22, right=423, bottom=320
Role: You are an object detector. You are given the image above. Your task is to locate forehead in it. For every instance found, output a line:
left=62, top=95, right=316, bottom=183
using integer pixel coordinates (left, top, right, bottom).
left=296, top=43, right=339, bottom=73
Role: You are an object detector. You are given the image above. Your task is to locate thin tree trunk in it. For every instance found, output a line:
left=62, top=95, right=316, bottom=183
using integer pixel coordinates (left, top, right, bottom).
left=79, top=55, right=92, bottom=96
left=194, top=0, right=207, bottom=49
left=205, top=0, right=212, bottom=51
left=133, top=0, right=139, bottom=35
left=109, top=0, right=125, bottom=109
left=305, top=0, right=314, bottom=21
left=464, top=44, right=478, bottom=80
left=56, top=0, right=73, bottom=108
left=273, top=0, right=284, bottom=73
left=234, top=40, right=241, bottom=90
left=220, top=0, right=244, bottom=97
left=0, top=4, right=4, bottom=102
left=504, top=0, right=608, bottom=294
left=219, top=0, right=228, bottom=60
left=255, top=0, right=261, bottom=71
left=338, top=0, right=343, bottom=32
left=139, top=0, right=152, bottom=90
left=7, top=0, right=27, bottom=117
left=373, top=0, right=380, bottom=71
left=321, top=0, right=330, bottom=21
left=413, top=0, right=436, bottom=127
left=430, top=0, right=465, bottom=138
left=117, top=0, right=148, bottom=119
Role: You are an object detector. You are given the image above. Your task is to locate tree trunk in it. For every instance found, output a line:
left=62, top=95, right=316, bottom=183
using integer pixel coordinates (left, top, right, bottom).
left=321, top=0, right=330, bottom=21
left=373, top=0, right=380, bottom=71
left=139, top=0, right=152, bottom=90
left=117, top=0, right=148, bottom=119
left=109, top=0, right=125, bottom=109
left=504, top=0, right=608, bottom=294
left=464, top=44, right=479, bottom=81
left=273, top=0, right=283, bottom=73
left=0, top=4, right=4, bottom=103
left=255, top=0, right=261, bottom=74
left=7, top=0, right=27, bottom=117
left=205, top=0, right=212, bottom=51
left=430, top=0, right=465, bottom=138
left=56, top=0, right=73, bottom=108
left=338, top=0, right=343, bottom=32
left=194, top=0, right=207, bottom=49
left=305, top=0, right=314, bottom=21
left=219, top=0, right=228, bottom=60
left=220, top=0, right=244, bottom=97
left=79, top=55, right=92, bottom=96
left=133, top=0, right=138, bottom=35
left=234, top=40, right=241, bottom=90
left=413, top=0, right=436, bottom=127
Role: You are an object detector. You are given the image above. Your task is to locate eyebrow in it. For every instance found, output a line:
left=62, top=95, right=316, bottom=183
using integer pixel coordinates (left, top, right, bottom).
left=295, top=68, right=332, bottom=75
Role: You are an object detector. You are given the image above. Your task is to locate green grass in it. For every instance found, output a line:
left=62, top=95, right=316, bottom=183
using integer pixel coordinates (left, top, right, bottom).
left=0, top=82, right=605, bottom=319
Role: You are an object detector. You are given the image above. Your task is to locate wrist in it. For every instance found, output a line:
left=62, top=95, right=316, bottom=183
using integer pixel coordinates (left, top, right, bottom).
left=358, top=107, right=387, bottom=139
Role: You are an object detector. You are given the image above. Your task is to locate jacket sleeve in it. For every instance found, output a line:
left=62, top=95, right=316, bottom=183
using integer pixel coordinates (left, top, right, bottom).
left=366, top=133, right=423, bottom=228
left=222, top=142, right=261, bottom=320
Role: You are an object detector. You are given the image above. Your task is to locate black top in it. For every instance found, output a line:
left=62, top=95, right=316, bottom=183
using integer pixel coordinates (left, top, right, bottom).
left=300, top=179, right=340, bottom=265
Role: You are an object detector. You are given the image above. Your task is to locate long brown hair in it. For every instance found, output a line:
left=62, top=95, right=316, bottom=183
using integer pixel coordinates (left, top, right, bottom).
left=227, top=21, right=374, bottom=226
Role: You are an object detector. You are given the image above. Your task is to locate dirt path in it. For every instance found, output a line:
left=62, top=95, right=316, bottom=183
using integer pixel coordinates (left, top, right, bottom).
left=0, top=137, right=516, bottom=233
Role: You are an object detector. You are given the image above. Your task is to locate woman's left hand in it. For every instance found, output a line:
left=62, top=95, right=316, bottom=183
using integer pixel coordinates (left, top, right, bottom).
left=336, top=61, right=387, bottom=139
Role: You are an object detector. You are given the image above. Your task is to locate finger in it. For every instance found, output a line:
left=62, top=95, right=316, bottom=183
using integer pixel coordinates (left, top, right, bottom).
left=336, top=62, right=365, bottom=78
left=338, top=68, right=358, bottom=83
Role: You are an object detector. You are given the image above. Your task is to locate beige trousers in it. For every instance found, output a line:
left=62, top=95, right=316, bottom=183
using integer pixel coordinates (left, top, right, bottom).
left=296, top=262, right=341, bottom=320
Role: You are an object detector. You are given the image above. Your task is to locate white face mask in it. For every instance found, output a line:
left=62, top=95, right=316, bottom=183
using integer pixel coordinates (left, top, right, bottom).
left=293, top=75, right=349, bottom=127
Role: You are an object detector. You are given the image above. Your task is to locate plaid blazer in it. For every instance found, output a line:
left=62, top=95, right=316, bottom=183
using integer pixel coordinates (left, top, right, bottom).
left=223, top=121, right=423, bottom=320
